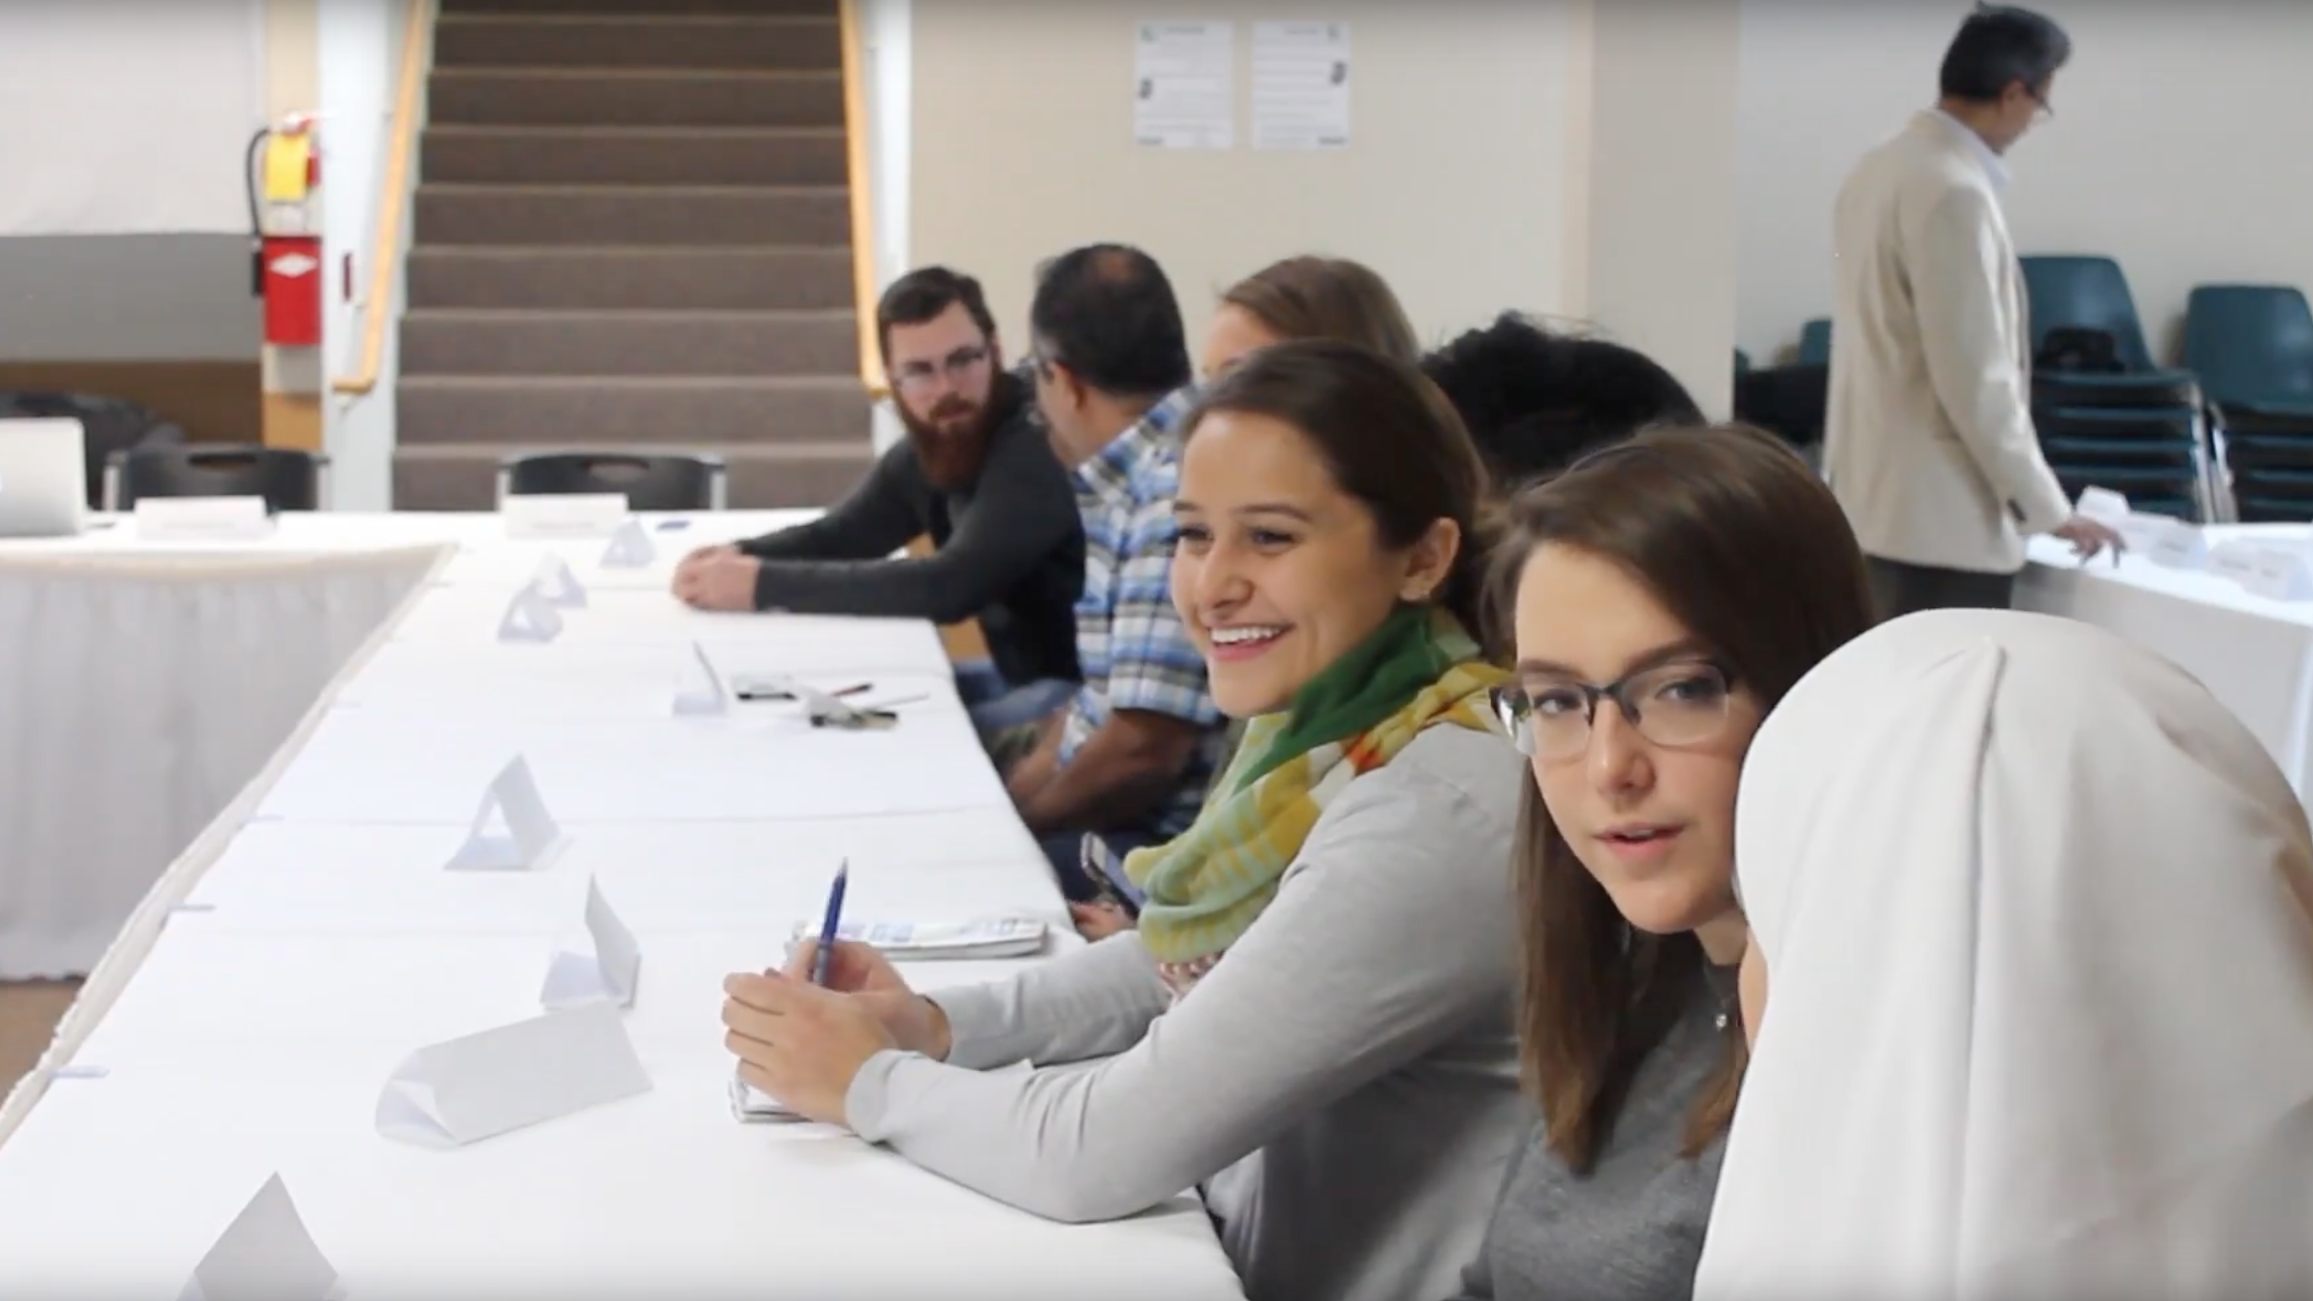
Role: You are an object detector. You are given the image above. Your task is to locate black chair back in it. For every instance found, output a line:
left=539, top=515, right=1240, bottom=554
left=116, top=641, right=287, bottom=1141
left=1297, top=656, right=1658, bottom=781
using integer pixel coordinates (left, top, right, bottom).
left=502, top=452, right=723, bottom=512
left=116, top=445, right=321, bottom=511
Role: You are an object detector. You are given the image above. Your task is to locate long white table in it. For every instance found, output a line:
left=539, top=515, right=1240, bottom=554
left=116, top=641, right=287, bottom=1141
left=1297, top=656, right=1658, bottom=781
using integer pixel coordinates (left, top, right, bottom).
left=0, top=513, right=1246, bottom=1298
left=2021, top=526, right=2313, bottom=803
left=0, top=510, right=814, bottom=978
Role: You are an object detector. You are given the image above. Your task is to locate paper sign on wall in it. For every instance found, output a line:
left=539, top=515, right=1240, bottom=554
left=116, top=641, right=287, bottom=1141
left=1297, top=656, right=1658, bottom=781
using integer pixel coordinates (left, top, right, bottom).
left=1253, top=21, right=1351, bottom=150
left=1133, top=20, right=1235, bottom=149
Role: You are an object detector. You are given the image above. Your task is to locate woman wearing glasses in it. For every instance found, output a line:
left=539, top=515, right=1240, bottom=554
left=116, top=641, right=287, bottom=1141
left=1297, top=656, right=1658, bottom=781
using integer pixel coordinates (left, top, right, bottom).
left=1451, top=424, right=1875, bottom=1300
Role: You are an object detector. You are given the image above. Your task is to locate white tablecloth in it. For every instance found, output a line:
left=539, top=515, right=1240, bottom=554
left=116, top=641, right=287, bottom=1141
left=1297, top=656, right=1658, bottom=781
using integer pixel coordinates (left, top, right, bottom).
left=2021, top=527, right=2313, bottom=802
left=0, top=515, right=1247, bottom=1298
left=0, top=510, right=815, bottom=979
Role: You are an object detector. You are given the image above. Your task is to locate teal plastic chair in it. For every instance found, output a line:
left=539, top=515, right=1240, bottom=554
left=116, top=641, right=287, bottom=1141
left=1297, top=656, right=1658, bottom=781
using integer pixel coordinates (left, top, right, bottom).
left=2020, top=256, right=2164, bottom=372
left=2184, top=284, right=2313, bottom=417
left=1797, top=318, right=1831, bottom=366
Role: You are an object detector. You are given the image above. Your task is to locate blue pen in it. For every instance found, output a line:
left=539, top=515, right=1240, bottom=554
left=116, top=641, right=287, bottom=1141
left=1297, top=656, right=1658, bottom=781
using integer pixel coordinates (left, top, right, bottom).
left=810, top=859, right=849, bottom=986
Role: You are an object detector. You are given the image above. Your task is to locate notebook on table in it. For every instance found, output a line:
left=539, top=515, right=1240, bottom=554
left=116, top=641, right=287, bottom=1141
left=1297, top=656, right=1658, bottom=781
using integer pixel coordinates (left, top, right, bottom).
left=783, top=917, right=1049, bottom=962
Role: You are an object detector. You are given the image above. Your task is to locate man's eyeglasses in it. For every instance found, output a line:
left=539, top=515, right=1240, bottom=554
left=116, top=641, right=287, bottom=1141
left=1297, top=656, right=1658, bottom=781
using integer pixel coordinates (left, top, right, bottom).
left=892, top=344, right=992, bottom=395
left=1492, top=660, right=1739, bottom=761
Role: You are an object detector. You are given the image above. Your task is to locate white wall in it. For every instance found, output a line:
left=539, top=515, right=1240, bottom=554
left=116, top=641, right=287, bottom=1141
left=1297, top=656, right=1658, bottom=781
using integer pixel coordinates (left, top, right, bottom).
left=0, top=0, right=265, bottom=236
left=907, top=0, right=1585, bottom=358
left=1579, top=0, right=1742, bottom=416
left=1736, top=0, right=2313, bottom=366
left=860, top=0, right=912, bottom=454
left=318, top=0, right=416, bottom=509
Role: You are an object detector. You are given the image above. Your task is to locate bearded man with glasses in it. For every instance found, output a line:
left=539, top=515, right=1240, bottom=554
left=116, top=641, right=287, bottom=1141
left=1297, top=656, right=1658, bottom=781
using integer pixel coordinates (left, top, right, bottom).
left=676, top=266, right=1085, bottom=742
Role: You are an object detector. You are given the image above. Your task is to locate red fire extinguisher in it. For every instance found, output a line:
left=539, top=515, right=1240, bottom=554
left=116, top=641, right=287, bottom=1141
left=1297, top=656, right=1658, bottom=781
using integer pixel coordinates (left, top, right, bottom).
left=246, top=115, right=324, bottom=349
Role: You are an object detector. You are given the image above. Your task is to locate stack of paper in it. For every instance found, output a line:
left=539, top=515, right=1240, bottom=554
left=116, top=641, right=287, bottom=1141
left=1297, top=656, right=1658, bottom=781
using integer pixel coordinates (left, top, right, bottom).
left=785, top=917, right=1049, bottom=961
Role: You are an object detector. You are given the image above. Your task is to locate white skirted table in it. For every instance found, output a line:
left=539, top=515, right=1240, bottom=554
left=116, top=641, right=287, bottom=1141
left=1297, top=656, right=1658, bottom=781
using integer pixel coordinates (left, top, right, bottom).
left=0, top=510, right=811, bottom=979
left=0, top=511, right=1246, bottom=1298
left=2020, top=525, right=2313, bottom=804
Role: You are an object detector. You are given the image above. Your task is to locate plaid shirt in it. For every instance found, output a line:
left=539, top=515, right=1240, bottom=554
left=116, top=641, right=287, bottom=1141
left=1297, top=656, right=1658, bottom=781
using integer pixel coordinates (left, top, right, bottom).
left=1061, top=386, right=1225, bottom=840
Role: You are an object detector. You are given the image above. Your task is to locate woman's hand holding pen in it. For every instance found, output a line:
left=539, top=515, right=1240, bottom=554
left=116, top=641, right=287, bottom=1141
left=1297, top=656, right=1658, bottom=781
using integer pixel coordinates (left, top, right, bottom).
left=720, top=941, right=952, bottom=1127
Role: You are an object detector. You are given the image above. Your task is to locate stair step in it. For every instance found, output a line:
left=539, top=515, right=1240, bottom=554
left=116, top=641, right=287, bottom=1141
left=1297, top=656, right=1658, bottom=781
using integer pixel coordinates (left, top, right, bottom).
left=415, top=183, right=849, bottom=248
left=423, top=124, right=845, bottom=187
left=393, top=441, right=871, bottom=512
left=407, top=245, right=853, bottom=311
left=434, top=13, right=839, bottom=72
left=428, top=67, right=841, bottom=127
left=402, top=308, right=859, bottom=378
left=396, top=374, right=869, bottom=446
left=440, top=0, right=835, bottom=15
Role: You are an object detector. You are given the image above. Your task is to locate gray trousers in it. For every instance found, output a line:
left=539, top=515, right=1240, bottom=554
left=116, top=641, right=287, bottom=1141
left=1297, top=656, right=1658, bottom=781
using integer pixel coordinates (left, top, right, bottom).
left=1866, top=554, right=2016, bottom=622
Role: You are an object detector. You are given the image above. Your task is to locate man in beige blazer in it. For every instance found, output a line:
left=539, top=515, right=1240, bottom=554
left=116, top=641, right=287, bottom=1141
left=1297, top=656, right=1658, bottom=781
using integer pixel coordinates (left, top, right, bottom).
left=1825, top=5, right=2121, bottom=619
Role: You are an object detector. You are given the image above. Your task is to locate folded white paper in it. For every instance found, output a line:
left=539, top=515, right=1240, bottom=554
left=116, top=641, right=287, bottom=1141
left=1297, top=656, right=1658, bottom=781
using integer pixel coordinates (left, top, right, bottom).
left=2147, top=518, right=2210, bottom=570
left=2075, top=484, right=2129, bottom=524
left=443, top=755, right=569, bottom=872
left=541, top=877, right=641, bottom=1010
left=598, top=516, right=658, bottom=568
left=376, top=1002, right=652, bottom=1149
left=177, top=1173, right=337, bottom=1301
left=496, top=585, right=565, bottom=643
left=136, top=495, right=275, bottom=542
left=530, top=553, right=589, bottom=609
left=672, top=640, right=729, bottom=717
left=728, top=1072, right=811, bottom=1125
left=787, top=916, right=1049, bottom=961
left=2248, top=545, right=2313, bottom=601
left=502, top=492, right=630, bottom=540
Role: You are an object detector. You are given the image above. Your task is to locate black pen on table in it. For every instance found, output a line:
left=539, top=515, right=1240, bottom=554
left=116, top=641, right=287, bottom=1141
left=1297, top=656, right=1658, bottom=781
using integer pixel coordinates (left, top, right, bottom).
left=810, top=859, right=849, bottom=986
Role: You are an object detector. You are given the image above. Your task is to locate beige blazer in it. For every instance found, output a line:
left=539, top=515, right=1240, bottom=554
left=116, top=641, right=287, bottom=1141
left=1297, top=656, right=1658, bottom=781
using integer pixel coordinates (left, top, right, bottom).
left=1824, top=111, right=2071, bottom=574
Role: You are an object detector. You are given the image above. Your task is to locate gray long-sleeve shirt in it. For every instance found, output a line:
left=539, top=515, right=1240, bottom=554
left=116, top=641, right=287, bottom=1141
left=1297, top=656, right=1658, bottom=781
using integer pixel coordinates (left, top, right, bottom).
left=845, top=725, right=1529, bottom=1301
left=1447, top=967, right=1735, bottom=1301
left=736, top=377, right=1083, bottom=687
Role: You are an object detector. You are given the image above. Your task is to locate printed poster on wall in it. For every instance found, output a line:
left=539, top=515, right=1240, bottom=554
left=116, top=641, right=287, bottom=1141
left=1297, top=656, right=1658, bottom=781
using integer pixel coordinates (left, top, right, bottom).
left=1133, top=20, right=1236, bottom=149
left=1252, top=21, right=1352, bottom=151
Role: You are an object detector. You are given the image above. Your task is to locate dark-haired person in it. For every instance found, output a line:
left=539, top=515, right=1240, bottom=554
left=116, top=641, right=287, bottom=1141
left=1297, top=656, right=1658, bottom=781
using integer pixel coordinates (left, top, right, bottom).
left=1422, top=312, right=1702, bottom=492
left=1825, top=5, right=2120, bottom=622
left=674, top=266, right=1084, bottom=735
left=1003, top=245, right=1228, bottom=912
left=721, top=342, right=1527, bottom=1301
left=1450, top=424, right=1875, bottom=1300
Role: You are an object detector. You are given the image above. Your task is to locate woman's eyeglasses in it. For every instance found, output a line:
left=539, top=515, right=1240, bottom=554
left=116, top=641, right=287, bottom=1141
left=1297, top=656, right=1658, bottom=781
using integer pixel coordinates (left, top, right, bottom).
left=1492, top=660, right=1738, bottom=761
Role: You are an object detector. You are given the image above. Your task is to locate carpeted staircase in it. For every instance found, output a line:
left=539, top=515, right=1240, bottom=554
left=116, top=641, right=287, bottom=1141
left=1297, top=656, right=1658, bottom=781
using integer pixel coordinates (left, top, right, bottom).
left=394, top=0, right=874, bottom=510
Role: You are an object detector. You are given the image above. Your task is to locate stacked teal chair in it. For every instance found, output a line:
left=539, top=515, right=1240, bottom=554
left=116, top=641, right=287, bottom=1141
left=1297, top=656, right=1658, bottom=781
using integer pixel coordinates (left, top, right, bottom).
left=2018, top=255, right=2210, bottom=521
left=1732, top=319, right=1829, bottom=459
left=1797, top=317, right=1832, bottom=367
left=2184, top=284, right=2313, bottom=522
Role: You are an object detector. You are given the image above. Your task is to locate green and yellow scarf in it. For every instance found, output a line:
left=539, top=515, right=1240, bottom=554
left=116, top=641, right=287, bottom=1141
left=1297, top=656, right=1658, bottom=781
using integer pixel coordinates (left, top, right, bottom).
left=1124, top=605, right=1509, bottom=974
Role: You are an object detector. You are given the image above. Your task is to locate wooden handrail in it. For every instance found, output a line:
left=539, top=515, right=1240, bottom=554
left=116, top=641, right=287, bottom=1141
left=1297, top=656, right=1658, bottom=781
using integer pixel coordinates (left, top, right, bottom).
left=333, top=0, right=433, bottom=397
left=837, top=0, right=890, bottom=401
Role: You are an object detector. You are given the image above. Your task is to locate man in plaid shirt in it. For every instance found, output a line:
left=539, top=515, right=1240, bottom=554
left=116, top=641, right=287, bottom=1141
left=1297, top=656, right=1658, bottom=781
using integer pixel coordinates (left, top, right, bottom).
left=1003, top=245, right=1226, bottom=910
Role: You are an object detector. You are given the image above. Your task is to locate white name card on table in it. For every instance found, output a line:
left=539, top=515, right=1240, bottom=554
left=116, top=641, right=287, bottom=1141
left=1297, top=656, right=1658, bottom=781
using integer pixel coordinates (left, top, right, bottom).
left=443, top=755, right=569, bottom=872
left=672, top=640, right=729, bottom=716
left=2146, top=519, right=2210, bottom=570
left=541, top=877, right=641, bottom=1011
left=134, top=495, right=274, bottom=541
left=496, top=585, right=565, bottom=643
left=530, top=553, right=590, bottom=608
left=502, top=492, right=630, bottom=540
left=376, top=1003, right=653, bottom=1150
left=2210, top=540, right=2263, bottom=586
left=2248, top=545, right=2313, bottom=601
left=2076, top=485, right=2130, bottom=524
left=177, top=1174, right=338, bottom=1301
left=599, top=516, right=657, bottom=568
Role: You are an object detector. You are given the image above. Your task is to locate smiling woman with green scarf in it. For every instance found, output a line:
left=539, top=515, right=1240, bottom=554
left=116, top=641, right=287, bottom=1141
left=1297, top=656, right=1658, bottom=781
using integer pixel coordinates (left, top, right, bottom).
left=1128, top=603, right=1505, bottom=995
left=719, top=340, right=1529, bottom=1301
